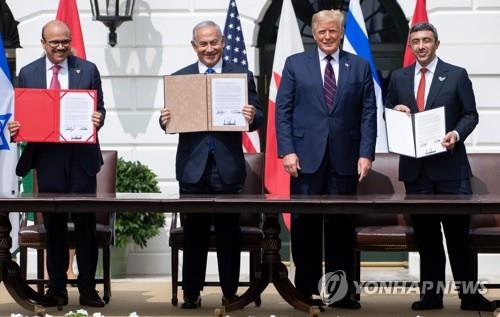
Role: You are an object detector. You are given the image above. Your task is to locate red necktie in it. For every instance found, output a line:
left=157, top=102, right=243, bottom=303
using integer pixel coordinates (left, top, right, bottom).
left=416, top=67, right=427, bottom=112
left=323, top=55, right=337, bottom=112
left=50, top=64, right=61, bottom=89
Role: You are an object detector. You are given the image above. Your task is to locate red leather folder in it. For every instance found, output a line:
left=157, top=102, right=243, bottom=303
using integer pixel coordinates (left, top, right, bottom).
left=14, top=88, right=97, bottom=143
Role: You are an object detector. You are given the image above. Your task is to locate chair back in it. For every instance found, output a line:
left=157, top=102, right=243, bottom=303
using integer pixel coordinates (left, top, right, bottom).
left=240, top=153, right=264, bottom=226
left=96, top=151, right=118, bottom=225
left=356, top=153, right=407, bottom=226
left=32, top=151, right=117, bottom=226
left=468, top=154, right=500, bottom=227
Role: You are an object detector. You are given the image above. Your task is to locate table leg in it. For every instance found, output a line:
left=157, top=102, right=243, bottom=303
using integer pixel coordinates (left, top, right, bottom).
left=0, top=213, right=58, bottom=313
left=215, top=213, right=320, bottom=316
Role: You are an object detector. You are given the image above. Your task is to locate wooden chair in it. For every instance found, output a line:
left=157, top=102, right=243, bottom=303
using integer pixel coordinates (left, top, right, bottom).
left=468, top=154, right=500, bottom=288
left=354, top=153, right=500, bottom=293
left=18, top=150, right=117, bottom=303
left=169, top=153, right=264, bottom=306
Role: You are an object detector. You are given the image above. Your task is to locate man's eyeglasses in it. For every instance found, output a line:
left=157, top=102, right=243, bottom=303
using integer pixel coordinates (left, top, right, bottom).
left=44, top=39, right=71, bottom=48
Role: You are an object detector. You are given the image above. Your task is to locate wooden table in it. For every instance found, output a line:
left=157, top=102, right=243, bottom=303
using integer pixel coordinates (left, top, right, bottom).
left=0, top=193, right=498, bottom=315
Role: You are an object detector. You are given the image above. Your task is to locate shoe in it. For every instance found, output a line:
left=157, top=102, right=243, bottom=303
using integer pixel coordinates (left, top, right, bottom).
left=328, top=298, right=361, bottom=310
left=181, top=295, right=201, bottom=309
left=461, top=293, right=497, bottom=311
left=79, top=289, right=105, bottom=307
left=221, top=294, right=239, bottom=306
left=411, top=294, right=443, bottom=310
left=44, top=288, right=68, bottom=306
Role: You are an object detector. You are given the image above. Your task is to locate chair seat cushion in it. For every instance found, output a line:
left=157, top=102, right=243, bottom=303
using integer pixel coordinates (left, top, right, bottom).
left=471, top=226, right=500, bottom=251
left=356, top=225, right=416, bottom=250
left=169, top=226, right=263, bottom=250
left=19, top=223, right=112, bottom=246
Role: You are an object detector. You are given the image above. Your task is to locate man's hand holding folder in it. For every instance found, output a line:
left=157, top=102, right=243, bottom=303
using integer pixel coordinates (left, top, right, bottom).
left=9, top=88, right=99, bottom=143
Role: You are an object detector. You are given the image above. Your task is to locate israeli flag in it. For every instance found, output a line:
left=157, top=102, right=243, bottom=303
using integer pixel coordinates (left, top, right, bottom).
left=344, top=0, right=388, bottom=152
left=0, top=34, right=19, bottom=253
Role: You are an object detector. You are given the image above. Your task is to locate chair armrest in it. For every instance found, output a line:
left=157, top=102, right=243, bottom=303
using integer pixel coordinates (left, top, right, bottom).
left=170, top=212, right=179, bottom=231
left=19, top=212, right=29, bottom=228
left=110, top=211, right=116, bottom=245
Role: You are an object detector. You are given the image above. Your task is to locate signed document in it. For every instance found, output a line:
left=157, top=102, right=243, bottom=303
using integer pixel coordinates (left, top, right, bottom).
left=14, top=88, right=97, bottom=143
left=59, top=91, right=96, bottom=142
left=164, top=73, right=248, bottom=133
left=210, top=77, right=247, bottom=129
left=385, top=107, right=446, bottom=158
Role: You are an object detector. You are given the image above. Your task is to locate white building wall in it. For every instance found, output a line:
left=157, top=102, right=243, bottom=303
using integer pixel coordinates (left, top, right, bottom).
left=9, top=0, right=500, bottom=276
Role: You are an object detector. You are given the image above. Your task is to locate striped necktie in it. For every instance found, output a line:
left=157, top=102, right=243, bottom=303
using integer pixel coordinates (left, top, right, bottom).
left=323, top=55, right=337, bottom=112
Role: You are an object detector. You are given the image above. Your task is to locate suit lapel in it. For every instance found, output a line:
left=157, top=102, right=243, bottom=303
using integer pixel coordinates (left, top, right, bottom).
left=307, top=49, right=328, bottom=112
left=222, top=62, right=234, bottom=74
left=34, top=57, right=47, bottom=88
left=333, top=51, right=351, bottom=112
left=426, top=59, right=448, bottom=110
left=189, top=62, right=200, bottom=74
left=67, top=56, right=82, bottom=89
left=403, top=65, right=418, bottom=112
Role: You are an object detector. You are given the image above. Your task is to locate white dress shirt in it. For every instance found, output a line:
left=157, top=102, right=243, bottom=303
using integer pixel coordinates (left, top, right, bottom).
left=197, top=59, right=223, bottom=74
left=414, top=55, right=438, bottom=108
left=45, top=57, right=69, bottom=89
left=318, top=48, right=340, bottom=85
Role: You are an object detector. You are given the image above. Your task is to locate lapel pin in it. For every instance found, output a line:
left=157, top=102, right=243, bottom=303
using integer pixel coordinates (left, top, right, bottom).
left=345, top=63, right=350, bottom=67
left=76, top=69, right=81, bottom=74
left=438, top=76, right=446, bottom=81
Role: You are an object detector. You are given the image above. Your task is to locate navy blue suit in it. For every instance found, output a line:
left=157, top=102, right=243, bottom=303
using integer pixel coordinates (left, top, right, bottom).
left=161, top=61, right=263, bottom=298
left=16, top=55, right=105, bottom=292
left=276, top=48, right=376, bottom=298
left=386, top=58, right=479, bottom=297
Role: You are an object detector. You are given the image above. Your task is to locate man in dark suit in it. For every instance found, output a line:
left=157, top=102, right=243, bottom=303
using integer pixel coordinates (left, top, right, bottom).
left=275, top=10, right=376, bottom=309
left=8, top=20, right=105, bottom=307
left=159, top=20, right=263, bottom=309
left=386, top=22, right=497, bottom=311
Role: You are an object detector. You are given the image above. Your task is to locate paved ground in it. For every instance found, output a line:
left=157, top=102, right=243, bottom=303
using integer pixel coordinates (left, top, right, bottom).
left=2, top=275, right=500, bottom=317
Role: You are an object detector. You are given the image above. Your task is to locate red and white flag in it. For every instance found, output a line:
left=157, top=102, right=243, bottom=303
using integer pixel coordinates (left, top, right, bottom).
left=264, top=0, right=304, bottom=231
left=403, top=0, right=428, bottom=67
left=56, top=0, right=86, bottom=59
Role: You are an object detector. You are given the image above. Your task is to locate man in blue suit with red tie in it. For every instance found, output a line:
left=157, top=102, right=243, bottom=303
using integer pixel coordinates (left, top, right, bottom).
left=159, top=21, right=263, bottom=309
left=8, top=20, right=105, bottom=307
left=386, top=22, right=498, bottom=312
left=276, top=10, right=376, bottom=309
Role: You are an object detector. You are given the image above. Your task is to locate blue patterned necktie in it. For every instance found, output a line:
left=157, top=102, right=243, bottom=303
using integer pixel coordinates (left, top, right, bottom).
left=205, top=68, right=215, bottom=74
left=323, top=55, right=337, bottom=112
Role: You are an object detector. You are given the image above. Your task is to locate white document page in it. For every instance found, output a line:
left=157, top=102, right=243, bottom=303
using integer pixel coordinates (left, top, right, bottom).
left=385, top=108, right=416, bottom=157
left=210, top=77, right=246, bottom=128
left=59, top=91, right=95, bottom=142
left=414, top=106, right=446, bottom=158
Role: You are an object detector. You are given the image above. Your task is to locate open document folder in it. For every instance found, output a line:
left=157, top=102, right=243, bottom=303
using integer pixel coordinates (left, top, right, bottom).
left=163, top=73, right=249, bottom=133
left=385, top=107, right=446, bottom=158
left=14, top=88, right=97, bottom=143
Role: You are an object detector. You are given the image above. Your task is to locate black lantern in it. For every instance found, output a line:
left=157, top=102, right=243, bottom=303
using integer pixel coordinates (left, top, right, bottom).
left=90, top=0, right=135, bottom=47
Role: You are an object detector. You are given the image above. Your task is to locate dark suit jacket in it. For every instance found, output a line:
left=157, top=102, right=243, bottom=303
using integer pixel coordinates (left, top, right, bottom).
left=16, top=55, right=105, bottom=178
left=276, top=48, right=376, bottom=175
left=385, top=58, right=478, bottom=182
left=161, top=62, right=263, bottom=185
